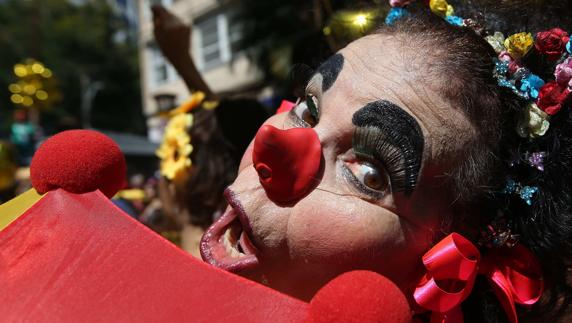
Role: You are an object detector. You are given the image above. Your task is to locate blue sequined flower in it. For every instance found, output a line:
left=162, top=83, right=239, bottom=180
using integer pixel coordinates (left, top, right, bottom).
left=503, top=179, right=518, bottom=194
left=445, top=16, right=464, bottom=27
left=494, top=60, right=509, bottom=76
left=520, top=186, right=539, bottom=206
left=567, top=39, right=571, bottom=54
left=385, top=7, right=409, bottom=26
left=519, top=74, right=545, bottom=99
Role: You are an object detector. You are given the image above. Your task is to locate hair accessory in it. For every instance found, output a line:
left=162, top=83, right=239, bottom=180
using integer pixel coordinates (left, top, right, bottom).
left=479, top=213, right=519, bottom=248
left=414, top=233, right=543, bottom=323
left=555, top=57, right=572, bottom=89
left=503, top=179, right=539, bottom=206
left=504, top=32, right=534, bottom=59
left=534, top=28, right=570, bottom=61
left=527, top=151, right=546, bottom=171
left=385, top=7, right=409, bottom=26
left=516, top=102, right=550, bottom=138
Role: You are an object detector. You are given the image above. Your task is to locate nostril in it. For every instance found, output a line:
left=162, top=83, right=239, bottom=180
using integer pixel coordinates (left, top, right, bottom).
left=255, top=164, right=272, bottom=181
left=252, top=125, right=322, bottom=204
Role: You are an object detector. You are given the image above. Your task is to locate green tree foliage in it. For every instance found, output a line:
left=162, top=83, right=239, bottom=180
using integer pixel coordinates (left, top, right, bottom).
left=0, top=0, right=145, bottom=135
left=236, top=0, right=386, bottom=93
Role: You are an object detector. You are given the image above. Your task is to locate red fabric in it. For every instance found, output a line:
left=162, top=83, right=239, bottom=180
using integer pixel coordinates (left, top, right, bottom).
left=307, top=271, right=412, bottom=323
left=535, top=28, right=570, bottom=61
left=252, top=125, right=322, bottom=203
left=414, top=233, right=543, bottom=323
left=30, top=130, right=126, bottom=198
left=0, top=189, right=307, bottom=322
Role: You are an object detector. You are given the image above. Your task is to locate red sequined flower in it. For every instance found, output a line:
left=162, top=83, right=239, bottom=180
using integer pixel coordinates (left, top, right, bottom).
left=537, top=81, right=571, bottom=115
left=535, top=28, right=570, bottom=61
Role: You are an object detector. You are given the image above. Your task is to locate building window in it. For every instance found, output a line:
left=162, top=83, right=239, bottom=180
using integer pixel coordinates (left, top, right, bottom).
left=228, top=13, right=244, bottom=54
left=148, top=0, right=173, bottom=6
left=197, top=16, right=223, bottom=70
left=150, top=45, right=169, bottom=86
left=195, top=11, right=243, bottom=71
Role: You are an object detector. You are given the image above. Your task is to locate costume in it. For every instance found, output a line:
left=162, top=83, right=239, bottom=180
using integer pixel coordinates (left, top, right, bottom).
left=1, top=0, right=570, bottom=321
left=0, top=129, right=411, bottom=322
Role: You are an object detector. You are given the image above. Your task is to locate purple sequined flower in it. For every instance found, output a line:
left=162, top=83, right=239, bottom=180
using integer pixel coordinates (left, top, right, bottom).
left=528, top=151, right=546, bottom=171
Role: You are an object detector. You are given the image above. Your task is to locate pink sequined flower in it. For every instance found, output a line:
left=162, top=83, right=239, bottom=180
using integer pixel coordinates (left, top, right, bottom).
left=555, top=57, right=572, bottom=89
left=389, top=0, right=412, bottom=7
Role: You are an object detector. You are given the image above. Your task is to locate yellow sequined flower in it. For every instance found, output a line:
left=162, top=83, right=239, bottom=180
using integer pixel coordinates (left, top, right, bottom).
left=156, top=113, right=194, bottom=181
left=517, top=103, right=550, bottom=138
left=430, top=0, right=449, bottom=17
left=504, top=32, right=533, bottom=59
left=446, top=4, right=454, bottom=17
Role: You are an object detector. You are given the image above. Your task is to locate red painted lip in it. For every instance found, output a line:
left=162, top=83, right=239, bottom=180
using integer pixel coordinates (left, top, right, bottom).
left=200, top=189, right=259, bottom=273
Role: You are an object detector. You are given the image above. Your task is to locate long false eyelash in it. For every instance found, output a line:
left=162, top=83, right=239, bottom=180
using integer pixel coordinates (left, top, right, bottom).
left=353, top=126, right=420, bottom=194
left=288, top=64, right=315, bottom=98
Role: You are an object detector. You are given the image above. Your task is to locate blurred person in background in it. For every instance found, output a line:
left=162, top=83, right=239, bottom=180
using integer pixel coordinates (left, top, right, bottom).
left=10, top=110, right=39, bottom=166
left=151, top=5, right=269, bottom=257
left=0, top=141, right=17, bottom=203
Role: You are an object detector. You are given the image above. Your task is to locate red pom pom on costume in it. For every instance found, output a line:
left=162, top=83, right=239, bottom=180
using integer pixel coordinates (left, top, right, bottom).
left=31, top=130, right=126, bottom=198
left=306, top=271, right=412, bottom=323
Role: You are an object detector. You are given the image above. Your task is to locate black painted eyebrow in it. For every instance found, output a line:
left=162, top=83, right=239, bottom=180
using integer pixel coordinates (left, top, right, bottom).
left=352, top=100, right=424, bottom=194
left=316, top=53, right=344, bottom=92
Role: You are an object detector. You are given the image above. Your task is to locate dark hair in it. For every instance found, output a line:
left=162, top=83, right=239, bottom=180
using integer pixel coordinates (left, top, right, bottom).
left=179, top=99, right=269, bottom=226
left=380, top=1, right=572, bottom=321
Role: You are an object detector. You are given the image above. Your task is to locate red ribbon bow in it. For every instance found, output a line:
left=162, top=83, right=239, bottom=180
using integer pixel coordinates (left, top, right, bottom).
left=414, top=233, right=543, bottom=323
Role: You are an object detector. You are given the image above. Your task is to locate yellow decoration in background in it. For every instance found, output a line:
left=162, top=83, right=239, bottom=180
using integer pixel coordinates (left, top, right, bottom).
left=168, top=91, right=206, bottom=116
left=156, top=91, right=219, bottom=181
left=353, top=14, right=368, bottom=27
left=8, top=59, right=58, bottom=111
left=156, top=113, right=194, bottom=181
left=504, top=32, right=534, bottom=59
left=156, top=131, right=193, bottom=180
left=115, top=189, right=146, bottom=201
left=0, top=189, right=43, bottom=232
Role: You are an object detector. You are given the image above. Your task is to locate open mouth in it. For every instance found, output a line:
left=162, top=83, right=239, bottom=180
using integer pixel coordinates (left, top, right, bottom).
left=200, top=198, right=259, bottom=273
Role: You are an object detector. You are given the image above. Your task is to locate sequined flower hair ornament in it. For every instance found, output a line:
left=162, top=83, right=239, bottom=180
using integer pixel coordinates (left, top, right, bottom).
left=382, top=1, right=572, bottom=321
left=386, top=0, right=572, bottom=210
left=156, top=91, right=219, bottom=182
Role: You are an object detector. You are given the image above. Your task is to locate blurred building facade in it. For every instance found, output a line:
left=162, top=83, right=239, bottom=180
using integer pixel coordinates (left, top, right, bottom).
left=136, top=0, right=263, bottom=143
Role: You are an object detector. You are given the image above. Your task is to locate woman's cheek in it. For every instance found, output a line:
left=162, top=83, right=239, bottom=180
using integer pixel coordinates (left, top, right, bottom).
left=286, top=194, right=403, bottom=263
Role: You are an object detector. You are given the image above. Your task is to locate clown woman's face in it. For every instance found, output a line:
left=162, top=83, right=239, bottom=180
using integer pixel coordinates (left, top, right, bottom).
left=201, top=34, right=477, bottom=301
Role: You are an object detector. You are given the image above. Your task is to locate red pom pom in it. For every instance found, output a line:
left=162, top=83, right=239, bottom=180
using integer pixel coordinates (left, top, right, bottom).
left=31, top=130, right=126, bottom=198
left=306, top=271, right=412, bottom=323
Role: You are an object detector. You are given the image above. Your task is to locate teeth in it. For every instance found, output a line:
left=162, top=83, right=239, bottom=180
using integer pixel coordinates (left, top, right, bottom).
left=223, top=226, right=245, bottom=258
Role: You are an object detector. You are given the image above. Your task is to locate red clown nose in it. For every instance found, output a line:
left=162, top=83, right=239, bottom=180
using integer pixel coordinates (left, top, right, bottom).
left=252, top=125, right=322, bottom=203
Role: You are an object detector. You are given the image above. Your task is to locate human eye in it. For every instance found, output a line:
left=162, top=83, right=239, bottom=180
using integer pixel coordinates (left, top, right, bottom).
left=341, top=157, right=391, bottom=200
left=290, top=94, right=319, bottom=128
